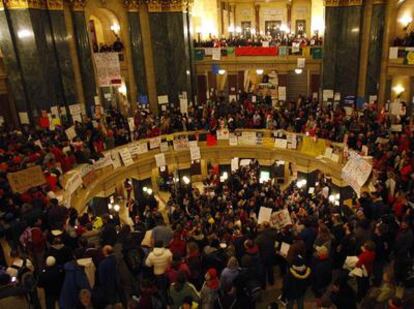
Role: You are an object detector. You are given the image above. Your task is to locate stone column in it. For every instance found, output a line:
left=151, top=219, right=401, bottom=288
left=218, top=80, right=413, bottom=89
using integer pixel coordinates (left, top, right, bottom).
left=147, top=0, right=195, bottom=109
left=70, top=0, right=97, bottom=115
left=255, top=4, right=260, bottom=34
left=357, top=0, right=373, bottom=99
left=377, top=0, right=394, bottom=108
left=124, top=0, right=148, bottom=104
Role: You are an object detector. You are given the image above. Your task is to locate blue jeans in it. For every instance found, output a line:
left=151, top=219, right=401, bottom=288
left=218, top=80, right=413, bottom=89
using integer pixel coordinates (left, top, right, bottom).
left=287, top=295, right=304, bottom=309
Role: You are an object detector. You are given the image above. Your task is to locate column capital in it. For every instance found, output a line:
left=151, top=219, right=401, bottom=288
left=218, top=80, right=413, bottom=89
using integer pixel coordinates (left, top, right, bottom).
left=324, top=0, right=362, bottom=6
left=123, top=0, right=140, bottom=11
left=69, top=0, right=87, bottom=11
left=143, top=0, right=193, bottom=13
left=3, top=0, right=47, bottom=10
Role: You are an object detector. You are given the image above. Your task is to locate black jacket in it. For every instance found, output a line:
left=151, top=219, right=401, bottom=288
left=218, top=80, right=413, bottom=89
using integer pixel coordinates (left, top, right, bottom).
left=38, top=265, right=64, bottom=296
left=282, top=266, right=311, bottom=300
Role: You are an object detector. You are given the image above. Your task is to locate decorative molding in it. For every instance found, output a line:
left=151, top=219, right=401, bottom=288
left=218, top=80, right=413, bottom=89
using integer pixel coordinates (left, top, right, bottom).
left=123, top=0, right=139, bottom=11
left=46, top=0, right=63, bottom=10
left=143, top=0, right=193, bottom=13
left=69, top=0, right=86, bottom=11
left=324, top=0, right=362, bottom=6
left=2, top=0, right=47, bottom=10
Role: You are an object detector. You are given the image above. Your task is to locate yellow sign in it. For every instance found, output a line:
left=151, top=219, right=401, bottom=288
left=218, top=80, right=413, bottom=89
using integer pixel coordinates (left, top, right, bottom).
left=407, top=51, right=414, bottom=65
left=300, top=136, right=326, bottom=156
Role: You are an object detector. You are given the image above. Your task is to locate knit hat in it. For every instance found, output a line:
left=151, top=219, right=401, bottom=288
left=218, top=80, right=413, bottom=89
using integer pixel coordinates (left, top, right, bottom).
left=292, top=255, right=306, bottom=272
left=205, top=268, right=219, bottom=289
left=46, top=256, right=56, bottom=267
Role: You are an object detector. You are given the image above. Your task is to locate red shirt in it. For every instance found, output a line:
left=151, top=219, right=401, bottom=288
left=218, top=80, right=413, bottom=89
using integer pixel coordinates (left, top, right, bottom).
left=356, top=249, right=375, bottom=275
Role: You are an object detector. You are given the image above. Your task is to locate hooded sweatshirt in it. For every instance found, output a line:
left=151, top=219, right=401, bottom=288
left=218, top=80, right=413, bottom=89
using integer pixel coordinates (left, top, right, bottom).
left=145, top=247, right=173, bottom=275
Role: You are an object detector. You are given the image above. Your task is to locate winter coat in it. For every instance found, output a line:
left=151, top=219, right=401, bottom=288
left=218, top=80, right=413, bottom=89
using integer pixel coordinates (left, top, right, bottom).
left=98, top=254, right=121, bottom=305
left=145, top=247, right=173, bottom=275
left=282, top=266, right=311, bottom=300
left=38, top=265, right=64, bottom=296
left=59, top=261, right=90, bottom=309
left=169, top=282, right=200, bottom=309
left=220, top=267, right=239, bottom=292
left=311, top=258, right=332, bottom=294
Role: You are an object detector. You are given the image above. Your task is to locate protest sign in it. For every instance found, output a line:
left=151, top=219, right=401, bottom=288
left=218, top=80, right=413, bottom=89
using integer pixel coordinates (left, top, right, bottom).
left=119, top=147, right=134, bottom=166
left=160, top=142, right=169, bottom=152
left=155, top=153, right=166, bottom=168
left=190, top=146, right=201, bottom=161
left=216, top=129, right=230, bottom=140
left=7, top=166, right=46, bottom=193
left=274, top=138, right=287, bottom=149
left=258, top=207, right=273, bottom=224
left=94, top=52, right=121, bottom=87
left=149, top=137, right=161, bottom=149
left=65, top=126, right=77, bottom=141
left=271, top=209, right=293, bottom=229
left=229, top=134, right=238, bottom=146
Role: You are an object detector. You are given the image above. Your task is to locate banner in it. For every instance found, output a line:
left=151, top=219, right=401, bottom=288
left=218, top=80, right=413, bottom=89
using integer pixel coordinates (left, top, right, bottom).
left=7, top=166, right=47, bottom=193
left=235, top=46, right=278, bottom=56
left=94, top=53, right=121, bottom=87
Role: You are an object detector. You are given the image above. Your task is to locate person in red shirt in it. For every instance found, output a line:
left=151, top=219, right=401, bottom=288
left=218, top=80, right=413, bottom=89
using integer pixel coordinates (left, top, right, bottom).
left=356, top=240, right=376, bottom=301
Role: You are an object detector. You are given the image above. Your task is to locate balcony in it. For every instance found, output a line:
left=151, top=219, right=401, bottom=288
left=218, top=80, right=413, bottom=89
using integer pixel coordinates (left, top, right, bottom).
left=388, top=46, right=414, bottom=76
left=194, top=46, right=323, bottom=73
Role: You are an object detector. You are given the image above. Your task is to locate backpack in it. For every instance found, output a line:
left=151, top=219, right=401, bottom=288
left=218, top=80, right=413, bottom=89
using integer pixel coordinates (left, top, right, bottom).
left=243, top=279, right=263, bottom=301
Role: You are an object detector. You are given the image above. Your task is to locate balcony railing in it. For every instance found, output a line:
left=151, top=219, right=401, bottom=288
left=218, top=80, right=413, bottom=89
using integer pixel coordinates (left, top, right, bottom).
left=195, top=46, right=323, bottom=61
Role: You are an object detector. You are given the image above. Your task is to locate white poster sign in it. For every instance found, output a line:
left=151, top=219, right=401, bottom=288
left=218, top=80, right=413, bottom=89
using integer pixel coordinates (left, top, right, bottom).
left=119, top=147, right=134, bottom=166
left=94, top=52, right=122, bottom=87
left=212, top=48, right=221, bottom=60
left=180, top=98, right=188, bottom=114
left=275, top=138, right=288, bottom=149
left=322, top=89, right=334, bottom=101
left=258, top=207, right=273, bottom=224
left=217, top=129, right=230, bottom=140
left=278, top=86, right=286, bottom=101
left=297, top=58, right=305, bottom=68
left=229, top=134, right=238, bottom=146
left=65, top=126, right=77, bottom=141
left=149, top=137, right=161, bottom=149
left=158, top=95, right=168, bottom=104
left=155, top=153, right=166, bottom=168
left=271, top=209, right=293, bottom=229
left=190, top=146, right=201, bottom=161
left=160, top=142, right=169, bottom=152
left=231, top=157, right=239, bottom=172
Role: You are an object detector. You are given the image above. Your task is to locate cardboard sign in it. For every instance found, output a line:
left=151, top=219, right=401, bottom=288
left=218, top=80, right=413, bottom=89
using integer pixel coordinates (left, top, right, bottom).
left=65, top=126, right=77, bottom=141
left=155, top=153, right=166, bottom=168
left=119, top=147, right=134, bottom=166
left=258, top=207, right=273, bottom=224
left=7, top=165, right=47, bottom=193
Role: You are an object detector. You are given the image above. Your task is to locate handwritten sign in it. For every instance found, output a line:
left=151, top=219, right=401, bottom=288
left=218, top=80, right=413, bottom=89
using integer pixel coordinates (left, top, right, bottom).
left=274, top=138, right=288, bottom=149
left=258, top=207, right=273, bottom=224
left=190, top=146, right=201, bottom=161
left=119, top=148, right=134, bottom=166
left=7, top=166, right=47, bottom=193
left=155, top=153, right=166, bottom=168
left=65, top=126, right=77, bottom=141
left=149, top=137, right=161, bottom=149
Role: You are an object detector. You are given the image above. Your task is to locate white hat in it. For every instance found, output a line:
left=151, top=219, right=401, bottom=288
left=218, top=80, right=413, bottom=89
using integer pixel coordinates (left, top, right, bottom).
left=46, top=256, right=56, bottom=267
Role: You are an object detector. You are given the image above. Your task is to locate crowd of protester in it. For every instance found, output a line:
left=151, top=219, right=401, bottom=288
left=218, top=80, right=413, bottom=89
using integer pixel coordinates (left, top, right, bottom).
left=193, top=33, right=323, bottom=48
left=0, top=91, right=413, bottom=308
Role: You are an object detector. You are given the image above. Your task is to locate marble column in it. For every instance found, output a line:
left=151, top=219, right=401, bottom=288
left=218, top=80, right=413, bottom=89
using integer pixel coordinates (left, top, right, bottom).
left=125, top=0, right=148, bottom=100
left=377, top=0, right=394, bottom=108
left=357, top=0, right=373, bottom=99
left=322, top=2, right=363, bottom=97
left=0, top=2, right=30, bottom=115
left=365, top=2, right=385, bottom=98
left=47, top=0, right=78, bottom=106
left=147, top=1, right=195, bottom=108
left=70, top=0, right=96, bottom=115
left=255, top=4, right=260, bottom=33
